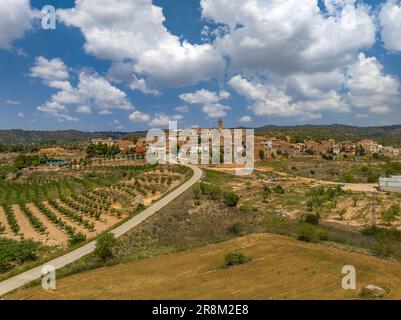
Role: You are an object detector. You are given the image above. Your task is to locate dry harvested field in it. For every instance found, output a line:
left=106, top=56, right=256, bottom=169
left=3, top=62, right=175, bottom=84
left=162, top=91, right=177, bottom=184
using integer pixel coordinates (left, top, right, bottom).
left=7, top=233, right=401, bottom=300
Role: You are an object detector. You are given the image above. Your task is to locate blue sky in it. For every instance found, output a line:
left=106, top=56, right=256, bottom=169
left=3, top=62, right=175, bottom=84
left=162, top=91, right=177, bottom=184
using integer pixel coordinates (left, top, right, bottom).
left=0, top=0, right=400, bottom=131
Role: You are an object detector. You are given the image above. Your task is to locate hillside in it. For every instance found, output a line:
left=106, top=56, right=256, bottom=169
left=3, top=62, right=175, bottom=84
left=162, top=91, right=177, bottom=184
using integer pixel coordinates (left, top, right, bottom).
left=6, top=233, right=401, bottom=300
left=0, top=130, right=146, bottom=144
left=256, top=124, right=401, bottom=146
left=2, top=124, right=401, bottom=145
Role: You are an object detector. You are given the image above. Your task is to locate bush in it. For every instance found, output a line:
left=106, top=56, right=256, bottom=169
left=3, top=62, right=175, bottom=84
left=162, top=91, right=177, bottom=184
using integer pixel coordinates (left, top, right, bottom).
left=94, top=233, right=119, bottom=260
left=223, top=252, right=251, bottom=267
left=381, top=204, right=400, bottom=225
left=224, top=191, right=240, bottom=207
left=228, top=223, right=242, bottom=235
left=0, top=238, right=38, bottom=273
left=192, top=183, right=201, bottom=199
left=297, top=224, right=319, bottom=243
left=372, top=237, right=397, bottom=257
left=305, top=214, right=319, bottom=225
left=318, top=230, right=330, bottom=241
left=273, top=185, right=285, bottom=194
left=69, top=232, right=86, bottom=246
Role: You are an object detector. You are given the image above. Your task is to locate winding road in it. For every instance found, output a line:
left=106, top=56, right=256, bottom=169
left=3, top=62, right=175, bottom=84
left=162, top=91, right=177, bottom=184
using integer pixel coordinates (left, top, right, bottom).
left=0, top=164, right=203, bottom=297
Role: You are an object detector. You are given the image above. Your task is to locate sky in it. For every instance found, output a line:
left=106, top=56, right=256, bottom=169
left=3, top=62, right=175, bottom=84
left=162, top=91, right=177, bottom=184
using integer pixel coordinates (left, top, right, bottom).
left=0, top=0, right=401, bottom=131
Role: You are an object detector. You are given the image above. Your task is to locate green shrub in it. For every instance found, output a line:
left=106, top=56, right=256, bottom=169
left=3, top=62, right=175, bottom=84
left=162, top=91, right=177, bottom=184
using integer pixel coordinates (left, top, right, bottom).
left=382, top=204, right=400, bottom=225
left=69, top=232, right=86, bottom=246
left=0, top=238, right=38, bottom=273
left=94, top=233, right=119, bottom=260
left=305, top=214, right=319, bottom=225
left=372, top=237, right=397, bottom=257
left=273, top=185, right=285, bottom=194
left=192, top=183, right=201, bottom=199
left=318, top=230, right=330, bottom=241
left=223, top=252, right=250, bottom=267
left=297, top=224, right=319, bottom=243
left=224, top=192, right=240, bottom=207
left=228, top=223, right=242, bottom=235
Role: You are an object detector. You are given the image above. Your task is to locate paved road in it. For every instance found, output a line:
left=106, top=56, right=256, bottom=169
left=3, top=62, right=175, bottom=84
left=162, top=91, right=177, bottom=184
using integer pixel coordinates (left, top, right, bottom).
left=0, top=164, right=203, bottom=297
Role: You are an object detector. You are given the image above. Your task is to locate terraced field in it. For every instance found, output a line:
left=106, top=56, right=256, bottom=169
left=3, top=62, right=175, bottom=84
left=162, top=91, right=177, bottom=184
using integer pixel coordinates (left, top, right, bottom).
left=0, top=163, right=189, bottom=275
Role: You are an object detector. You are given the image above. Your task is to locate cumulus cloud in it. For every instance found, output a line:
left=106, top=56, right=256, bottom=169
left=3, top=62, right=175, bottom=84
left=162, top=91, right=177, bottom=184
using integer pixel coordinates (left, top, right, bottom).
left=0, top=0, right=33, bottom=49
left=30, top=57, right=69, bottom=82
left=58, top=0, right=225, bottom=87
left=76, top=105, right=92, bottom=114
left=129, top=111, right=151, bottom=122
left=202, top=103, right=230, bottom=118
left=175, top=105, right=189, bottom=113
left=150, top=113, right=183, bottom=126
left=179, top=89, right=230, bottom=104
left=228, top=75, right=349, bottom=120
left=129, top=75, right=160, bottom=96
left=179, top=89, right=230, bottom=118
left=379, top=0, right=401, bottom=52
left=345, top=53, right=400, bottom=111
left=37, top=101, right=78, bottom=122
left=201, top=0, right=376, bottom=75
left=238, top=116, right=252, bottom=123
left=31, top=57, right=134, bottom=121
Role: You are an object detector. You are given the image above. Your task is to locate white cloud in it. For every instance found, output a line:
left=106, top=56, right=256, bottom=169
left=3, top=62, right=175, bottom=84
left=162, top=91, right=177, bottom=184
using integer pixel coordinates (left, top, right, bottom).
left=202, top=103, right=230, bottom=118
left=31, top=57, right=69, bottom=82
left=228, top=75, right=349, bottom=120
left=32, top=57, right=134, bottom=121
left=179, top=89, right=230, bottom=118
left=129, top=75, right=160, bottom=96
left=129, top=111, right=151, bottom=122
left=175, top=105, right=189, bottom=113
left=150, top=113, right=183, bottom=126
left=37, top=101, right=78, bottom=122
left=201, top=0, right=376, bottom=75
left=99, top=109, right=112, bottom=115
left=379, top=0, right=401, bottom=52
left=17, top=112, right=24, bottom=118
left=76, top=105, right=92, bottom=114
left=5, top=100, right=21, bottom=105
left=0, top=0, right=33, bottom=49
left=370, top=106, right=392, bottom=114
left=238, top=116, right=252, bottom=123
left=179, top=89, right=230, bottom=104
left=58, top=0, right=225, bottom=87
left=111, top=119, right=124, bottom=130
left=345, top=53, right=400, bottom=110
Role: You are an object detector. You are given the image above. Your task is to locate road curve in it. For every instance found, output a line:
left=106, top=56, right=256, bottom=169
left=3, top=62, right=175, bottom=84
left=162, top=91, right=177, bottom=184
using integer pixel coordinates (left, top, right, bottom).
left=0, top=164, right=203, bottom=297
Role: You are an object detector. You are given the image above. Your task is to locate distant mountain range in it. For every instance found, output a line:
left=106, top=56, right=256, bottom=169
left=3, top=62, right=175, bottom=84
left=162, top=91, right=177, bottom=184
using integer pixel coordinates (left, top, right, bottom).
left=0, top=129, right=145, bottom=144
left=1, top=124, right=401, bottom=146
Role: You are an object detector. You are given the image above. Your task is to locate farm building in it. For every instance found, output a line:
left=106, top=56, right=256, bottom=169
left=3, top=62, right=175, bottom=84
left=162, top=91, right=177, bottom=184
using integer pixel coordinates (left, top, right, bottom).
left=379, top=176, right=401, bottom=192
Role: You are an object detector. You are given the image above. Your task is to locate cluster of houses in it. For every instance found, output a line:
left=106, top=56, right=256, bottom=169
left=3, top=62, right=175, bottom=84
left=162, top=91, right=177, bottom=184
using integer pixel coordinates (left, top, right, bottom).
left=89, top=120, right=401, bottom=162
left=255, top=137, right=401, bottom=159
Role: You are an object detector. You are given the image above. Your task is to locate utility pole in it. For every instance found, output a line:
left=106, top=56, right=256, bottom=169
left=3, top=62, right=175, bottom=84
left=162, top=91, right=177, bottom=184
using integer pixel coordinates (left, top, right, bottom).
left=372, top=191, right=376, bottom=226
